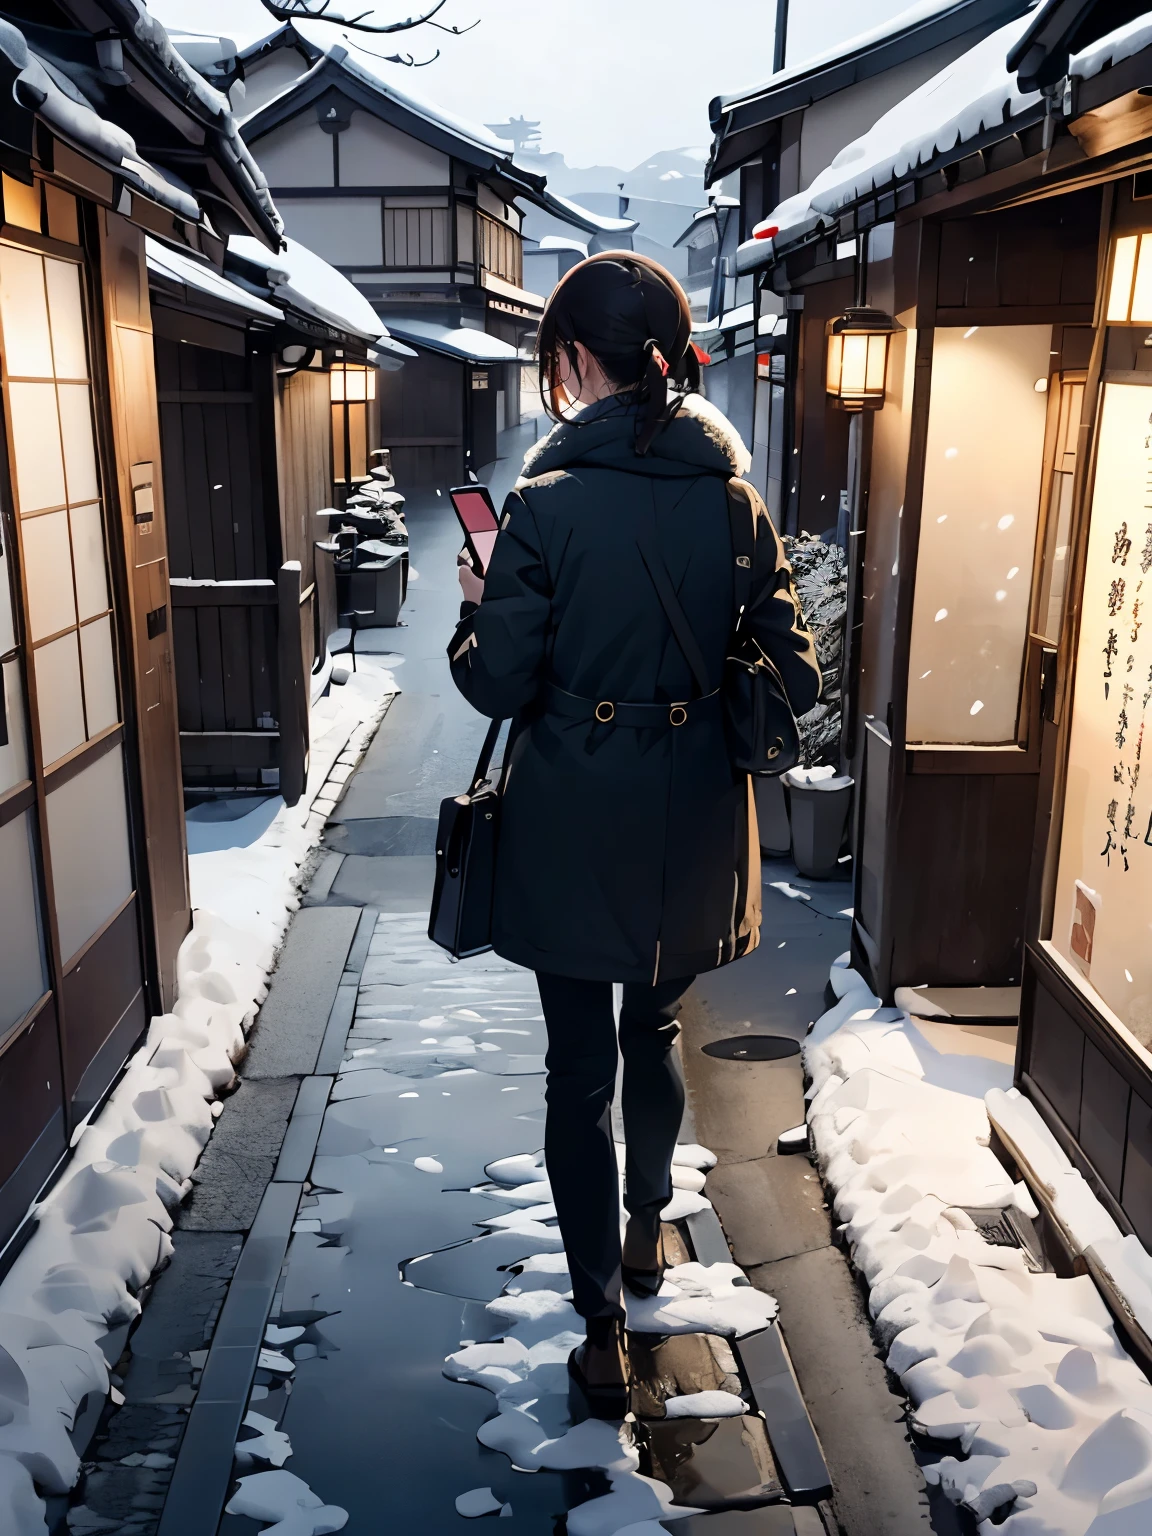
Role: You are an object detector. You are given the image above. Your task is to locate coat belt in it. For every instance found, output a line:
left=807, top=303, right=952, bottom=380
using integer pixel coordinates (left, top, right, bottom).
left=544, top=683, right=721, bottom=728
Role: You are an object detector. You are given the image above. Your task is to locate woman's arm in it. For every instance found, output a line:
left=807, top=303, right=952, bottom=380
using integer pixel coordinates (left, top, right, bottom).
left=447, top=489, right=553, bottom=719
left=734, top=480, right=823, bottom=718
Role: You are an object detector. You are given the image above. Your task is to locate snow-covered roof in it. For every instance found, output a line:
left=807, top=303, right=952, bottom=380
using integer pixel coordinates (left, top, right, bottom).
left=531, top=236, right=590, bottom=256
left=719, top=0, right=969, bottom=112
left=717, top=302, right=756, bottom=332
left=121, top=4, right=280, bottom=234
left=242, top=21, right=518, bottom=159
left=746, top=4, right=1152, bottom=271
left=708, top=0, right=1029, bottom=179
left=369, top=336, right=417, bottom=364
left=0, top=17, right=201, bottom=223
left=739, top=10, right=1044, bottom=267
left=535, top=188, right=636, bottom=236
left=1073, top=10, right=1152, bottom=83
left=146, top=238, right=284, bottom=321
left=0, top=8, right=281, bottom=247
left=378, top=318, right=523, bottom=364
left=237, top=22, right=621, bottom=228
left=229, top=235, right=388, bottom=343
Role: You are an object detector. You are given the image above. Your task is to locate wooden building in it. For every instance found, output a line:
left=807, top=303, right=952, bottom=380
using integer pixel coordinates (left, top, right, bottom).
left=738, top=0, right=1152, bottom=1251
left=145, top=232, right=411, bottom=798
left=705, top=0, right=1032, bottom=532
left=204, top=23, right=618, bottom=484
left=0, top=4, right=286, bottom=1251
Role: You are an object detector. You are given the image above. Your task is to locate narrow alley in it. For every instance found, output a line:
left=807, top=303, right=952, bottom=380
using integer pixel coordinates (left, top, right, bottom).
left=61, top=426, right=919, bottom=1536
left=11, top=8, right=1152, bottom=1536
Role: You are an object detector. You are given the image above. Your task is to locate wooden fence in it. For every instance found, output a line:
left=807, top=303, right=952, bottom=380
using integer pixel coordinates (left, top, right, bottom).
left=171, top=562, right=312, bottom=803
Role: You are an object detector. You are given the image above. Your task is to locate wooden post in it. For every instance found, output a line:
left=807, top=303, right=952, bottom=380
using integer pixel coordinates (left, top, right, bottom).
left=97, top=210, right=190, bottom=1011
left=277, top=561, right=309, bottom=807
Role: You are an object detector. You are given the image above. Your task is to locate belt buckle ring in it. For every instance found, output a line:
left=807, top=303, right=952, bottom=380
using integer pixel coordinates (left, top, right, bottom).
left=669, top=703, right=688, bottom=727
left=595, top=700, right=615, bottom=723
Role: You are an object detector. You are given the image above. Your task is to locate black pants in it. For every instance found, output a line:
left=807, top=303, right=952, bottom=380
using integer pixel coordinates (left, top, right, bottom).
left=536, top=971, right=694, bottom=1323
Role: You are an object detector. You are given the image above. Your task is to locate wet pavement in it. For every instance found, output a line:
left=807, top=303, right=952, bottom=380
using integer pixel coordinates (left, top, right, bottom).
left=69, top=417, right=921, bottom=1536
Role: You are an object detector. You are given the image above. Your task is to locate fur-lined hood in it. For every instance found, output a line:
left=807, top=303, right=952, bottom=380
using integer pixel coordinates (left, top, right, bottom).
left=517, top=392, right=752, bottom=484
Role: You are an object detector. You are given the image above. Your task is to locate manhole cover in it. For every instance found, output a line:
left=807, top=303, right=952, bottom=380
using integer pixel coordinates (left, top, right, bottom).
left=701, top=1035, right=800, bottom=1061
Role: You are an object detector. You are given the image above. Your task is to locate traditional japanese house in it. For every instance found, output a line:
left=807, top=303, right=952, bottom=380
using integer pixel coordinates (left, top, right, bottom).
left=705, top=0, right=1033, bottom=531
left=675, top=196, right=765, bottom=455
left=740, top=0, right=1152, bottom=1252
left=144, top=230, right=412, bottom=798
left=204, top=22, right=616, bottom=484
left=0, top=3, right=283, bottom=1253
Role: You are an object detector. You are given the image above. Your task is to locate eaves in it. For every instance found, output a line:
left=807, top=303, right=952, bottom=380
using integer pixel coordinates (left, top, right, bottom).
left=240, top=57, right=547, bottom=207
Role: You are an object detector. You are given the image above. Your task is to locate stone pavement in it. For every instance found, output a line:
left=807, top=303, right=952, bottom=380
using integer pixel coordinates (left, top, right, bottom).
left=64, top=421, right=938, bottom=1536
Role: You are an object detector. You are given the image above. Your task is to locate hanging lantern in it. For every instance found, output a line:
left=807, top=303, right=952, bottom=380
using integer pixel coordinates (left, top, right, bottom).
left=825, top=307, right=903, bottom=411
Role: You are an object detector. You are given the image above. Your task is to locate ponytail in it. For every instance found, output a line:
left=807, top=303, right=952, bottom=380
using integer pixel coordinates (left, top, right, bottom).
left=537, top=252, right=699, bottom=456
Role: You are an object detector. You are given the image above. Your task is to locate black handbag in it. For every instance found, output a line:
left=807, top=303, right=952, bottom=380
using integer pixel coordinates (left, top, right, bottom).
left=637, top=481, right=802, bottom=777
left=428, top=716, right=505, bottom=958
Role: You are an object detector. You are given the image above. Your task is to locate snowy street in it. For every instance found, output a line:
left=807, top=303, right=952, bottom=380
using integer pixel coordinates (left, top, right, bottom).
left=52, top=427, right=887, bottom=1536
left=11, top=5, right=1152, bottom=1535
left=47, top=430, right=1152, bottom=1536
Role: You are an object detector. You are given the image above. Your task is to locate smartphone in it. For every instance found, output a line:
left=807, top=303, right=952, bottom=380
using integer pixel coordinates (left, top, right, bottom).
left=449, top=484, right=499, bottom=576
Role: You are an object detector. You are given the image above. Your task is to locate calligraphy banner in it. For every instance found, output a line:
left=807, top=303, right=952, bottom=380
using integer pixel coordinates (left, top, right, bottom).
left=1054, top=382, right=1152, bottom=1049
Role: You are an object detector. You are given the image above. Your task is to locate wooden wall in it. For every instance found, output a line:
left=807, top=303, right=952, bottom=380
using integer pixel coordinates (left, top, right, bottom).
left=155, top=332, right=275, bottom=580
left=277, top=365, right=333, bottom=593
left=99, top=213, right=189, bottom=1009
left=1020, top=943, right=1152, bottom=1250
left=795, top=274, right=854, bottom=536
left=935, top=189, right=1100, bottom=320
left=377, top=349, right=464, bottom=486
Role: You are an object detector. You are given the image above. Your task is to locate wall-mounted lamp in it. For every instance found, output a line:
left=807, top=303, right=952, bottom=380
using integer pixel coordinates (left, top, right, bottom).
left=825, top=306, right=903, bottom=411
left=330, top=362, right=375, bottom=402
left=1107, top=233, right=1152, bottom=323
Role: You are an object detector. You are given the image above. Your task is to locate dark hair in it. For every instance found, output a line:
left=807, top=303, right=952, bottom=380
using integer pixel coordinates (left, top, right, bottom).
left=537, top=251, right=700, bottom=454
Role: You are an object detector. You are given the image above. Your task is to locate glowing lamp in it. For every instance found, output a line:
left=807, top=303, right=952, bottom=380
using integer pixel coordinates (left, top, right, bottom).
left=1106, top=233, right=1152, bottom=323
left=825, top=307, right=902, bottom=412
left=329, top=362, right=375, bottom=402
left=753, top=222, right=778, bottom=240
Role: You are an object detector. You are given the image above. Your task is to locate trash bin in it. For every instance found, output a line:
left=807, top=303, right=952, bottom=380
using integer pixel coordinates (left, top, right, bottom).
left=753, top=775, right=791, bottom=856
left=337, top=547, right=407, bottom=627
left=783, top=766, right=854, bottom=880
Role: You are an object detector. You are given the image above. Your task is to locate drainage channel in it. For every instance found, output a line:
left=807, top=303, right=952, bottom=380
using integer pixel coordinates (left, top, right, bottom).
left=155, top=907, right=377, bottom=1536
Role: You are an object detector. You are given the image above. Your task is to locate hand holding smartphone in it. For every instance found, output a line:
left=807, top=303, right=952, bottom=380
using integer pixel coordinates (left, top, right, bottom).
left=449, top=484, right=499, bottom=576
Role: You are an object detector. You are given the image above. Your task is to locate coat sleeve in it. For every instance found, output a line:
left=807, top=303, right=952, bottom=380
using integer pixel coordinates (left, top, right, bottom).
left=447, top=488, right=552, bottom=719
left=733, top=479, right=823, bottom=718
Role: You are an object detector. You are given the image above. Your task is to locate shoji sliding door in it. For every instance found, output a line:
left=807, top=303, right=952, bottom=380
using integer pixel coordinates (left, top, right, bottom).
left=0, top=229, right=146, bottom=1133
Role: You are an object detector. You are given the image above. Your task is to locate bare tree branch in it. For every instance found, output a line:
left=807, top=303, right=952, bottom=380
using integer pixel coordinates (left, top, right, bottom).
left=256, top=0, right=476, bottom=37
left=371, top=47, right=442, bottom=65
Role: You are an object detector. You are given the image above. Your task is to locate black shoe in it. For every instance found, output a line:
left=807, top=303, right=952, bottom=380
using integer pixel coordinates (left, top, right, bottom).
left=568, top=1321, right=629, bottom=1420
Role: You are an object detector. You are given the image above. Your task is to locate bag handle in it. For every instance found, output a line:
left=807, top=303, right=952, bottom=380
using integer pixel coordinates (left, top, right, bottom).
left=636, top=483, right=712, bottom=699
left=470, top=716, right=505, bottom=794
left=726, top=479, right=756, bottom=632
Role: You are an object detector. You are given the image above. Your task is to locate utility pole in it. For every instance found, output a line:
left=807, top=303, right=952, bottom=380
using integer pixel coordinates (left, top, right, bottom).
left=773, top=0, right=789, bottom=74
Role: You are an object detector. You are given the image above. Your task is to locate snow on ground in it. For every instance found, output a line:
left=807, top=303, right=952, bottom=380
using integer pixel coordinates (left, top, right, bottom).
left=0, top=659, right=394, bottom=1535
left=806, top=958, right=1152, bottom=1533
left=442, top=1131, right=774, bottom=1531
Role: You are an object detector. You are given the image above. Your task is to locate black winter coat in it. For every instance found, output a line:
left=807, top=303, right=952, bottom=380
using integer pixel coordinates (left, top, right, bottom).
left=448, top=394, right=821, bottom=984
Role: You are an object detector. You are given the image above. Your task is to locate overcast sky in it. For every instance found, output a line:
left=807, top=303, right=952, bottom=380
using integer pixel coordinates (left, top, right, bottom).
left=151, top=0, right=921, bottom=168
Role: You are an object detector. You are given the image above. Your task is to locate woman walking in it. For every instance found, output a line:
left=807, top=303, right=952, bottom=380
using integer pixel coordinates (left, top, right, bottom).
left=448, top=254, right=820, bottom=1415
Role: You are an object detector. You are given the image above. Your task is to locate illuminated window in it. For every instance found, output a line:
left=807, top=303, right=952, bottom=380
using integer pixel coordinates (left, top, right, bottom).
left=330, top=362, right=376, bottom=485
left=906, top=325, right=1051, bottom=745
left=1106, top=234, right=1152, bottom=324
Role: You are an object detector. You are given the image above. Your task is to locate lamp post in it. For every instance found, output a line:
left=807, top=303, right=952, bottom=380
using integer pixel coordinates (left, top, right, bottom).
left=825, top=306, right=903, bottom=411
